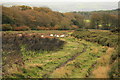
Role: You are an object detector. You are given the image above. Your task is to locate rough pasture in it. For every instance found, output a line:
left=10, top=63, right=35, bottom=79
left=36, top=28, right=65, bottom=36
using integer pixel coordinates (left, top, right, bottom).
left=2, top=31, right=66, bottom=76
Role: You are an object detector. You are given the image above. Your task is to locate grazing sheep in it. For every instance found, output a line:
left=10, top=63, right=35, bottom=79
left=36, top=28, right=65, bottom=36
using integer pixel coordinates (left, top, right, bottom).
left=60, top=34, right=65, bottom=38
left=56, top=35, right=59, bottom=37
left=50, top=34, right=54, bottom=37
left=41, top=35, right=44, bottom=37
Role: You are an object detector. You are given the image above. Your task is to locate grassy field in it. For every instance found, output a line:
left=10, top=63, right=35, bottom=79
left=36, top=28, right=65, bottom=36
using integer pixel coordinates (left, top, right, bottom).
left=2, top=30, right=118, bottom=78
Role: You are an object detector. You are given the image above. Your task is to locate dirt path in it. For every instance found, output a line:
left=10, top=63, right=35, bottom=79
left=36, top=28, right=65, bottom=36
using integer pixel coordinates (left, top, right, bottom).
left=88, top=47, right=114, bottom=78
left=43, top=43, right=87, bottom=78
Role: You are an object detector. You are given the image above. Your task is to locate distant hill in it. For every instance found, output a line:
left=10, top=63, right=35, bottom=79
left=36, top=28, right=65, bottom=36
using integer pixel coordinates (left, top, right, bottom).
left=72, top=9, right=118, bottom=19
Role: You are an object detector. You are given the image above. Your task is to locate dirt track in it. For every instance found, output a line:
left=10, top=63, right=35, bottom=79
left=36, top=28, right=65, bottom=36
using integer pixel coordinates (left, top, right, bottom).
left=43, top=43, right=87, bottom=78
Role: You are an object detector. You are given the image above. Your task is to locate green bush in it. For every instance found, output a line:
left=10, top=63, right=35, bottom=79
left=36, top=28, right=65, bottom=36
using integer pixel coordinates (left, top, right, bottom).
left=111, top=28, right=120, bottom=33
left=109, top=50, right=118, bottom=64
left=72, top=31, right=118, bottom=47
left=109, top=61, right=119, bottom=78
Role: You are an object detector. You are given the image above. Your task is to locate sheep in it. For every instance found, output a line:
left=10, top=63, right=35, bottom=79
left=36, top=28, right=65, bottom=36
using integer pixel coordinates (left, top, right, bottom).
left=56, top=35, right=59, bottom=37
left=41, top=35, right=44, bottom=37
left=50, top=34, right=54, bottom=37
left=60, top=34, right=65, bottom=38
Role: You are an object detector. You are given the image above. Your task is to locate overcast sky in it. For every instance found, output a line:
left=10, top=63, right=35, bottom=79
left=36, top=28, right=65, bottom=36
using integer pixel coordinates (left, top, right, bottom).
left=0, top=0, right=119, bottom=12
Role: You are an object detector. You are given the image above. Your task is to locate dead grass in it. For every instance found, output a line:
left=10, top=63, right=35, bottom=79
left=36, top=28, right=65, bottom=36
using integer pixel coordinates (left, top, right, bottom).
left=27, top=63, right=44, bottom=68
left=89, top=29, right=110, bottom=32
left=50, top=66, right=72, bottom=78
left=91, top=47, right=98, bottom=54
left=92, top=66, right=110, bottom=78
left=90, top=47, right=114, bottom=78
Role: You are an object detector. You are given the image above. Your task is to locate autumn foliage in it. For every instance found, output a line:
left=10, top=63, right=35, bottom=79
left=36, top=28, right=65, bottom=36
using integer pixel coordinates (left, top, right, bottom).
left=1, top=5, right=118, bottom=31
left=2, top=6, right=84, bottom=30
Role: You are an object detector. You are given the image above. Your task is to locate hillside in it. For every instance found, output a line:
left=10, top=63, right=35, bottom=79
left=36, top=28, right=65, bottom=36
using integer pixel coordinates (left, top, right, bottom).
left=2, top=5, right=84, bottom=30
left=2, top=5, right=118, bottom=31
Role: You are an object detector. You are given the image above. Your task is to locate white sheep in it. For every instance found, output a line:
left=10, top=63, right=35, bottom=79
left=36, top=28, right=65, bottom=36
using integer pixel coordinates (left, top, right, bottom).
left=41, top=35, right=44, bottom=37
left=60, top=34, right=65, bottom=37
left=56, top=35, right=59, bottom=37
left=50, top=34, right=54, bottom=37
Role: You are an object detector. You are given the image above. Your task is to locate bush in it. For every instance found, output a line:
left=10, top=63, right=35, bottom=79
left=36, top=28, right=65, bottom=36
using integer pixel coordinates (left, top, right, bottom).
left=14, top=26, right=30, bottom=31
left=72, top=31, right=118, bottom=47
left=111, top=28, right=120, bottom=33
left=109, top=61, right=119, bottom=78
left=109, top=50, right=118, bottom=64
left=109, top=47, right=119, bottom=78
left=2, top=24, right=13, bottom=31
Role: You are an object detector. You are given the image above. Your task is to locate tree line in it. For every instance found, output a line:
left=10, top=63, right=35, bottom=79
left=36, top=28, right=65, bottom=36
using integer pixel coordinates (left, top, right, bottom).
left=1, top=5, right=119, bottom=31
left=89, top=12, right=118, bottom=30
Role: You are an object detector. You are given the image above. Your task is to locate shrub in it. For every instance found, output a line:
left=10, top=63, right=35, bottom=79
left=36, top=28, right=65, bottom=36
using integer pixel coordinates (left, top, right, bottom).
left=2, top=24, right=13, bottom=31
left=72, top=31, right=118, bottom=47
left=109, top=50, right=118, bottom=64
left=109, top=61, right=119, bottom=78
left=111, top=28, right=120, bottom=33
left=14, top=26, right=30, bottom=31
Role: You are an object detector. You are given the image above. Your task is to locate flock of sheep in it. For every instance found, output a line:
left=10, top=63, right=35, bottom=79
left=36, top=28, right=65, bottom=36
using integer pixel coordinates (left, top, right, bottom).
left=41, top=34, right=67, bottom=38
left=17, top=33, right=68, bottom=38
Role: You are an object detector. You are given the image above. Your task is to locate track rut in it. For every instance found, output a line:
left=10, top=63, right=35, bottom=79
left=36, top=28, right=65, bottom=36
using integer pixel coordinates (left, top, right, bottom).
left=43, top=43, right=87, bottom=78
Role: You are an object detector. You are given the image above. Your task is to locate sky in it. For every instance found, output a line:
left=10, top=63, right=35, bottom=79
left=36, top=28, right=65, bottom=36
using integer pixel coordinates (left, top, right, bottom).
left=0, top=0, right=119, bottom=12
